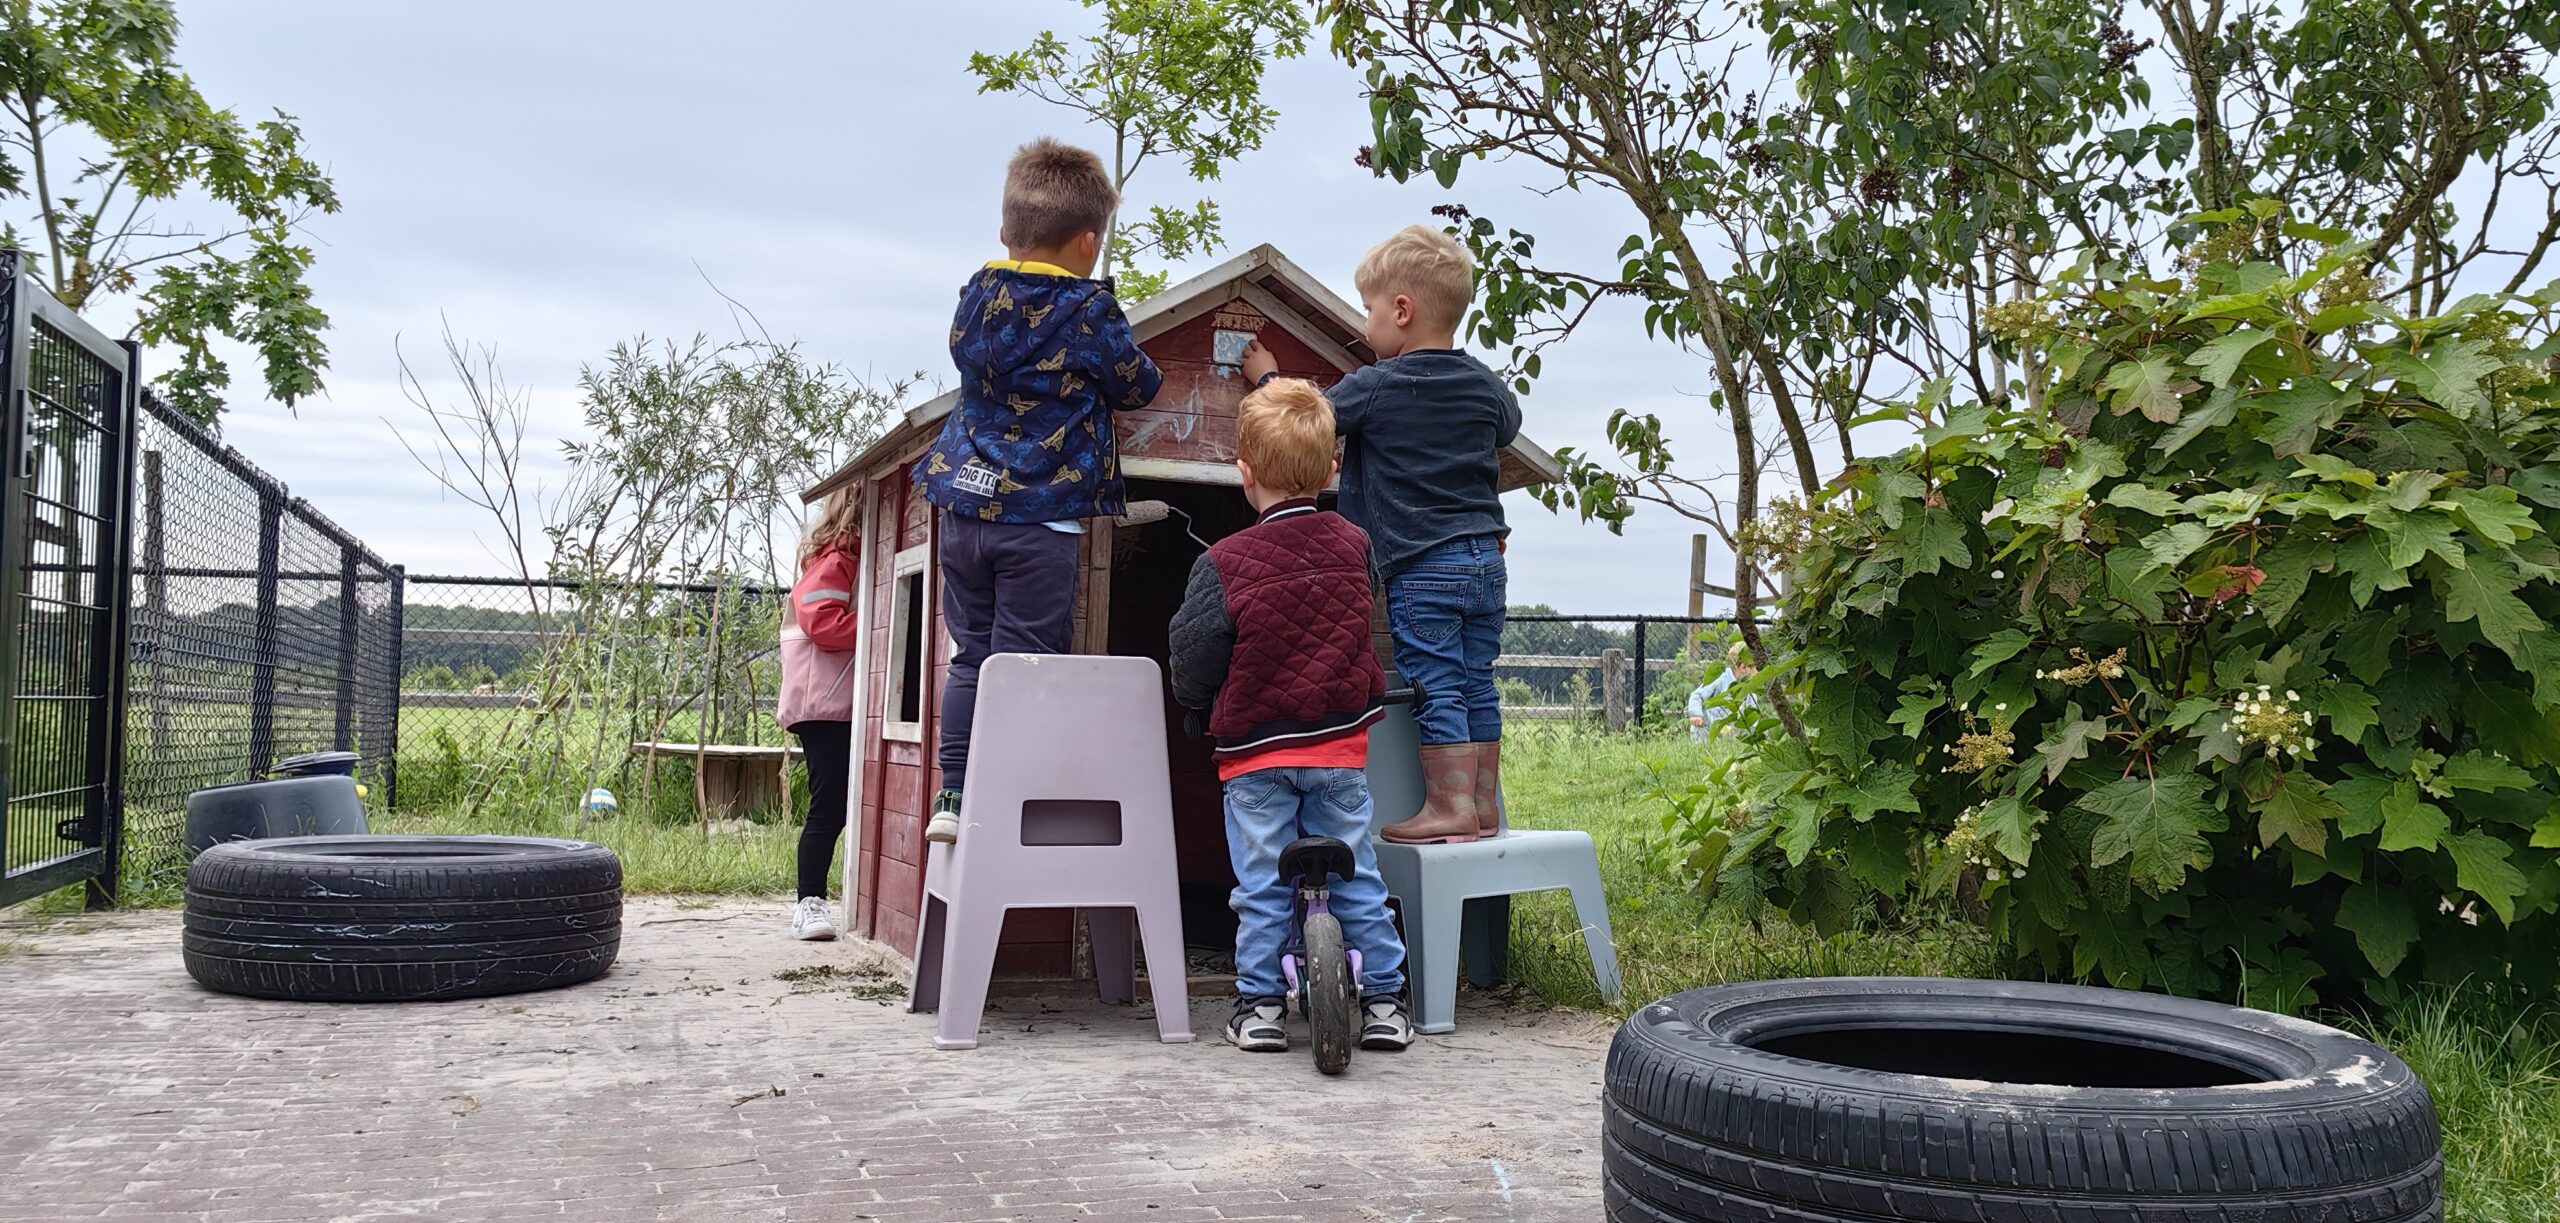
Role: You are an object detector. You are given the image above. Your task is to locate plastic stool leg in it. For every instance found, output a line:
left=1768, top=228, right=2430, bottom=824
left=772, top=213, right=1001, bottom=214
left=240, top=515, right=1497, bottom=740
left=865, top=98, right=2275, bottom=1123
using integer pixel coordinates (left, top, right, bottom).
left=1136, top=896, right=1195, bottom=1042
left=1090, top=907, right=1137, bottom=1005
left=1564, top=853, right=1623, bottom=1004
left=932, top=902, right=1004, bottom=1051
left=908, top=893, right=947, bottom=1015
left=1412, top=888, right=1467, bottom=1035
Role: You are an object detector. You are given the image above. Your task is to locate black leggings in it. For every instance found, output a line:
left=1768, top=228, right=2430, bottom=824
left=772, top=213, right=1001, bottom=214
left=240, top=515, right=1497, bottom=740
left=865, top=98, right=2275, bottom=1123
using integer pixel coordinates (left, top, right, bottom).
left=792, top=720, right=852, bottom=900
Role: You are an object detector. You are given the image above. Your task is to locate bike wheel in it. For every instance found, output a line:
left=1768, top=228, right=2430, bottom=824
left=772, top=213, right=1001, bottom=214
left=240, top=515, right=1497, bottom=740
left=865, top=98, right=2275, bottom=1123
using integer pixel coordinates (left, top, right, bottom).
left=1305, top=912, right=1355, bottom=1075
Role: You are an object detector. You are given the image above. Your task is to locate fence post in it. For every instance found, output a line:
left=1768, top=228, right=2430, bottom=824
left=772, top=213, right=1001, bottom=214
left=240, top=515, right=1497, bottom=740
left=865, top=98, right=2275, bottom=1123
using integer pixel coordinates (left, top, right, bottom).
left=1601, top=647, right=1629, bottom=730
left=248, top=486, right=282, bottom=774
left=141, top=448, right=168, bottom=764
left=333, top=548, right=359, bottom=751
left=386, top=564, right=405, bottom=807
left=1687, top=535, right=1708, bottom=659
left=1631, top=617, right=1650, bottom=727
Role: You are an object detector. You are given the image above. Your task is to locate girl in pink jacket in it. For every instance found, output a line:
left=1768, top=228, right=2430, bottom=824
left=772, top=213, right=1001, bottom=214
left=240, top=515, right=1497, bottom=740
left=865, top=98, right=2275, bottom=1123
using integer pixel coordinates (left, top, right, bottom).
left=779, top=490, right=862, bottom=940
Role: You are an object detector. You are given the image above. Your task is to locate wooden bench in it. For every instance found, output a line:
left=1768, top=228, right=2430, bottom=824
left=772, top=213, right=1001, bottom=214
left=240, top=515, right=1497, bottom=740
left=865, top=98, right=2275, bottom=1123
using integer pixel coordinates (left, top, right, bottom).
left=630, top=741, right=806, bottom=821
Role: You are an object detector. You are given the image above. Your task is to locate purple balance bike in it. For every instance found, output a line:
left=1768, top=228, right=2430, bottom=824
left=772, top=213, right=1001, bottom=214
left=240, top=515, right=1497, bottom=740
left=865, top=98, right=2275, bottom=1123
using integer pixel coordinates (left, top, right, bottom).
left=1276, top=834, right=1362, bottom=1075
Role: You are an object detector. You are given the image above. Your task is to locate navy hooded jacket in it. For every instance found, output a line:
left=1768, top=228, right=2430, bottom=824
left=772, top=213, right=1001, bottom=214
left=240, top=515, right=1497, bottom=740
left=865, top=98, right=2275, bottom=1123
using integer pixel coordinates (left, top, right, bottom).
left=912, top=262, right=1163, bottom=524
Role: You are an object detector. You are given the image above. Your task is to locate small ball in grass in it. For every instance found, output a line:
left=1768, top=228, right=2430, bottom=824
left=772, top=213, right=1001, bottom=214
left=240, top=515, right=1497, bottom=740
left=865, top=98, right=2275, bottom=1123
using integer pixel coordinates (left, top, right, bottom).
left=584, top=787, right=619, bottom=819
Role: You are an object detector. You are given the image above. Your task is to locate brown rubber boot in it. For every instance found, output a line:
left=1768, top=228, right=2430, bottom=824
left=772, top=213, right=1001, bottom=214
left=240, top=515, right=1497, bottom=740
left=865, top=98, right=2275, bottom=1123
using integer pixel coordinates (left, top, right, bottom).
left=1381, top=743, right=1481, bottom=844
left=1472, top=740, right=1503, bottom=836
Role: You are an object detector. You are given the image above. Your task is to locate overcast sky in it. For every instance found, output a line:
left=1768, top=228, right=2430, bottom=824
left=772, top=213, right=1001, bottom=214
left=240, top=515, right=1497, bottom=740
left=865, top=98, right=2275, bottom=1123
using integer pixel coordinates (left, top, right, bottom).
left=158, top=1, right=1738, bottom=614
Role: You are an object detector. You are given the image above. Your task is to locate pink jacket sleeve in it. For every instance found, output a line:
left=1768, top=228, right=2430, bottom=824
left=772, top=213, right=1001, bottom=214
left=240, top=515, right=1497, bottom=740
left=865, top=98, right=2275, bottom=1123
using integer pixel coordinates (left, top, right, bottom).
left=793, top=547, right=862, bottom=653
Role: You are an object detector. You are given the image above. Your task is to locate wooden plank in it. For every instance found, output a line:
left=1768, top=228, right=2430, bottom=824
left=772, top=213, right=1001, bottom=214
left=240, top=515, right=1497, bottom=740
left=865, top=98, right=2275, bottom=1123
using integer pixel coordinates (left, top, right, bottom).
left=630, top=741, right=804, bottom=761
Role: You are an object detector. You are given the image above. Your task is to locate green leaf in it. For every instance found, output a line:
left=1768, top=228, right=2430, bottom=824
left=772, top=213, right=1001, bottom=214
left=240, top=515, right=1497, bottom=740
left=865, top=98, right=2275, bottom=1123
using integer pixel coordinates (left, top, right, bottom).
left=2333, top=884, right=2421, bottom=977
left=2100, top=354, right=2197, bottom=423
left=2255, top=384, right=2358, bottom=457
left=2435, top=554, right=2542, bottom=653
left=1785, top=862, right=1859, bottom=938
left=1839, top=820, right=1914, bottom=893
left=2317, top=684, right=2380, bottom=745
left=2036, top=717, right=2107, bottom=784
left=2378, top=782, right=2450, bottom=852
left=1889, top=690, right=1939, bottom=740
left=1839, top=762, right=1921, bottom=820
left=2105, top=483, right=2188, bottom=516
left=2143, top=521, right=2214, bottom=568
left=1901, top=506, right=1971, bottom=575
left=1964, top=629, right=2033, bottom=680
left=2444, top=830, right=2529, bottom=923
left=2532, top=810, right=2560, bottom=849
left=2447, top=487, right=2541, bottom=545
left=2374, top=506, right=2467, bottom=570
left=2332, top=772, right=2393, bottom=837
left=2080, top=775, right=2223, bottom=892
left=1775, top=794, right=1825, bottom=866
left=1976, top=796, right=2038, bottom=866
left=2372, top=338, right=2500, bottom=419
left=2442, top=751, right=2535, bottom=793
left=2158, top=385, right=2238, bottom=457
left=2187, top=327, right=2274, bottom=386
left=2067, top=908, right=2154, bottom=986
left=2255, top=776, right=2339, bottom=855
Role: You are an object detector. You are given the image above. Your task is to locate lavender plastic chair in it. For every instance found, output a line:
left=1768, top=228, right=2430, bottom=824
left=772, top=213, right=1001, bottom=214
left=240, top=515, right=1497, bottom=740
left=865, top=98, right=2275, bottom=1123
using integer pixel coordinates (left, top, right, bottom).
left=907, top=653, right=1194, bottom=1050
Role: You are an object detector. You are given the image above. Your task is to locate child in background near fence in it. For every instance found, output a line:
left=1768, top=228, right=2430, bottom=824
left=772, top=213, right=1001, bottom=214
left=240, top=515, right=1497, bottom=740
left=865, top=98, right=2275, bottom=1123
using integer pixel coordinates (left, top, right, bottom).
left=912, top=137, right=1163, bottom=846
left=1242, top=224, right=1520, bottom=844
left=776, top=487, right=861, bottom=940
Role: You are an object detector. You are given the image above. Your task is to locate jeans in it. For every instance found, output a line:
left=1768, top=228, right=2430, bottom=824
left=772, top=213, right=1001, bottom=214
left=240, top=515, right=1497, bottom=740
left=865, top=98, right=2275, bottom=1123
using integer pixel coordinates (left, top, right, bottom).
left=1222, top=766, right=1407, bottom=999
left=936, top=512, right=1080, bottom=794
left=1386, top=535, right=1507, bottom=746
left=790, top=720, right=851, bottom=899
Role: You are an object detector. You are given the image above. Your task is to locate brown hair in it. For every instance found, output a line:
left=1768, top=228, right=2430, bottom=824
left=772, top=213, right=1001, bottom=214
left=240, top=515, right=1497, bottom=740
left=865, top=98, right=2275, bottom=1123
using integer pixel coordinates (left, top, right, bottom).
left=1237, top=378, right=1337, bottom=498
left=799, top=486, right=860, bottom=568
left=1354, top=224, right=1475, bottom=329
left=1002, top=138, right=1117, bottom=250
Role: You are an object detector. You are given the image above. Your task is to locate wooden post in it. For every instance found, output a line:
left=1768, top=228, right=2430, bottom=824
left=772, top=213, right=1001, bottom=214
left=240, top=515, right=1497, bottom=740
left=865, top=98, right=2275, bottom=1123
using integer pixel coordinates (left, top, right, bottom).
left=1601, top=647, right=1630, bottom=731
left=1687, top=534, right=1708, bottom=660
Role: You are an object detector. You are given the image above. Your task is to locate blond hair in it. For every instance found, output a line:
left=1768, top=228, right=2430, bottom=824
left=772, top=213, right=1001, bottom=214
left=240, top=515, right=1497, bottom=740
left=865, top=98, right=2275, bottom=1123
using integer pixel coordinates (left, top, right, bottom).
left=799, top=486, right=860, bottom=568
left=1002, top=138, right=1117, bottom=250
left=1237, top=378, right=1337, bottom=498
left=1355, top=224, right=1474, bottom=330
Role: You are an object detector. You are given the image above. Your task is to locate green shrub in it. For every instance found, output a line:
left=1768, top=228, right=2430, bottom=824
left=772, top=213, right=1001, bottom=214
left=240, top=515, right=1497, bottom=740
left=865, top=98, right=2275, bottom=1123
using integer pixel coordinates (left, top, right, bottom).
left=1719, top=226, right=2560, bottom=1006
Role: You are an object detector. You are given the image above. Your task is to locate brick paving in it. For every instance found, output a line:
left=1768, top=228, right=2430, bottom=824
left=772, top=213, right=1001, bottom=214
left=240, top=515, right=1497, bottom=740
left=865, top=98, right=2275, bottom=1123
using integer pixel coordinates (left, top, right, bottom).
left=0, top=899, right=1609, bottom=1221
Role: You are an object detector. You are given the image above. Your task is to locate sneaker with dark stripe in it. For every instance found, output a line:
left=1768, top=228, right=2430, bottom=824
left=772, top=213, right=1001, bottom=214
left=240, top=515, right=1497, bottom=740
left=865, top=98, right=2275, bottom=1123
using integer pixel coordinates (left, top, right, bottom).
left=1225, top=995, right=1288, bottom=1052
left=925, top=789, right=962, bottom=844
left=1360, top=993, right=1414, bottom=1050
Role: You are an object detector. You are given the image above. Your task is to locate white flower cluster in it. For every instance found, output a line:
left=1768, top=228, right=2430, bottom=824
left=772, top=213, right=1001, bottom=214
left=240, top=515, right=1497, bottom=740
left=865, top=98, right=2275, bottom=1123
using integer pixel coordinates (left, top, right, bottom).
left=2223, top=684, right=2316, bottom=759
left=1946, top=805, right=2008, bottom=882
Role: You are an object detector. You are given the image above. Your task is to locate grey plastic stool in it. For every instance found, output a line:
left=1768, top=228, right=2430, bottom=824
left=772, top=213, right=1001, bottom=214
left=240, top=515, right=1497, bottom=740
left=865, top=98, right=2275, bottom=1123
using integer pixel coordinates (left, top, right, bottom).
left=1366, top=699, right=1622, bottom=1034
left=907, top=653, right=1193, bottom=1049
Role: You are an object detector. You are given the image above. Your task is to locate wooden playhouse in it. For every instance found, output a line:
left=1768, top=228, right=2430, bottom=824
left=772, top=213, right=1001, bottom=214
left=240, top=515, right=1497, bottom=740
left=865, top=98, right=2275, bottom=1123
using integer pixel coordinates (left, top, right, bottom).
left=800, top=244, right=1563, bottom=974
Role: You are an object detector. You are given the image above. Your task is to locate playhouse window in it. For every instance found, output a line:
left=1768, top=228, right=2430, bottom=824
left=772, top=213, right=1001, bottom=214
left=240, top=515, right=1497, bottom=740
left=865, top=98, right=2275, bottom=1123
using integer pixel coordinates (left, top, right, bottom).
left=884, top=544, right=929, bottom=741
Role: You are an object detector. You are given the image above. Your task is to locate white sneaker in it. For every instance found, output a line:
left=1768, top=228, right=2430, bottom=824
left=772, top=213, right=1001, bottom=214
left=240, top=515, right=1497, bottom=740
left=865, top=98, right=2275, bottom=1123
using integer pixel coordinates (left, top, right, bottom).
left=791, top=896, right=838, bottom=941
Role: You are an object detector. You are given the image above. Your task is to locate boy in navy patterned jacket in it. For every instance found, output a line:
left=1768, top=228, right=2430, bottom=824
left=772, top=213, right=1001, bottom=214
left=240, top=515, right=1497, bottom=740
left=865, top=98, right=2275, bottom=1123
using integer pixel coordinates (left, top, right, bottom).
left=913, top=138, right=1163, bottom=845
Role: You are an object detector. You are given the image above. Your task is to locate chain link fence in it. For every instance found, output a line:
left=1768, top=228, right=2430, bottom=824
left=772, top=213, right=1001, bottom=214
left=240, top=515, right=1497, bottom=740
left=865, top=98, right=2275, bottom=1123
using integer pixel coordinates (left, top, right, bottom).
left=1496, top=614, right=1757, bottom=728
left=394, top=576, right=784, bottom=814
left=122, top=389, right=403, bottom=882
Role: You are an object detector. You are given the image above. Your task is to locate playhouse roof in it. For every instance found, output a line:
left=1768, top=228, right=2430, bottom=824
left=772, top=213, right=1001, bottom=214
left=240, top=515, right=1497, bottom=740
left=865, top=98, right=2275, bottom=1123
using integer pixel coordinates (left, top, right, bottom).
left=801, top=243, right=1567, bottom=504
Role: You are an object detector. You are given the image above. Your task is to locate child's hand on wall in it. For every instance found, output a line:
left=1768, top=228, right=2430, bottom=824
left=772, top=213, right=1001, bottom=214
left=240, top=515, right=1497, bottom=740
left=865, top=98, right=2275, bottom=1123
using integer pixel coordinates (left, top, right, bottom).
left=1241, top=338, right=1279, bottom=383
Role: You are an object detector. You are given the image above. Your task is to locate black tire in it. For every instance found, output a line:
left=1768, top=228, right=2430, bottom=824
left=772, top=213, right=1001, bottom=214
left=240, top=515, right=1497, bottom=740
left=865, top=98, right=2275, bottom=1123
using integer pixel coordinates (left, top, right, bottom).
left=1304, top=912, right=1354, bottom=1075
left=1604, top=977, right=2442, bottom=1222
left=183, top=835, right=622, bottom=1003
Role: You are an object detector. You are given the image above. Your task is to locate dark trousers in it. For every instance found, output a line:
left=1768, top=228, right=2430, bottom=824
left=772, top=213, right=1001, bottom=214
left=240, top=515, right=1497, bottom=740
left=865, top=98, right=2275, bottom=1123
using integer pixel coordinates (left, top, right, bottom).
left=792, top=719, right=852, bottom=899
left=936, top=512, right=1080, bottom=793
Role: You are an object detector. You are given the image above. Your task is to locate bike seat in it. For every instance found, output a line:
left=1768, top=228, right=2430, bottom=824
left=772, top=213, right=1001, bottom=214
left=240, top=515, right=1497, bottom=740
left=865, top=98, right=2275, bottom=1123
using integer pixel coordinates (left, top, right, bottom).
left=1278, top=836, right=1357, bottom=888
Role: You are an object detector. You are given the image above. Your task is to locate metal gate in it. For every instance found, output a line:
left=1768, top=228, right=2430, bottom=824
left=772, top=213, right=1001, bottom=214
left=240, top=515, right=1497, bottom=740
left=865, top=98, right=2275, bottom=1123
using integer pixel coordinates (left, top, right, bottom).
left=0, top=253, right=140, bottom=908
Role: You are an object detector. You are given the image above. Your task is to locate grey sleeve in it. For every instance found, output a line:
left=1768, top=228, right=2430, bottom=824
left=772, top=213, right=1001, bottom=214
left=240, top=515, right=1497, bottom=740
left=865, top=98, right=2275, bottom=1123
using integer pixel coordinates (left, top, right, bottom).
left=1167, top=553, right=1234, bottom=711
